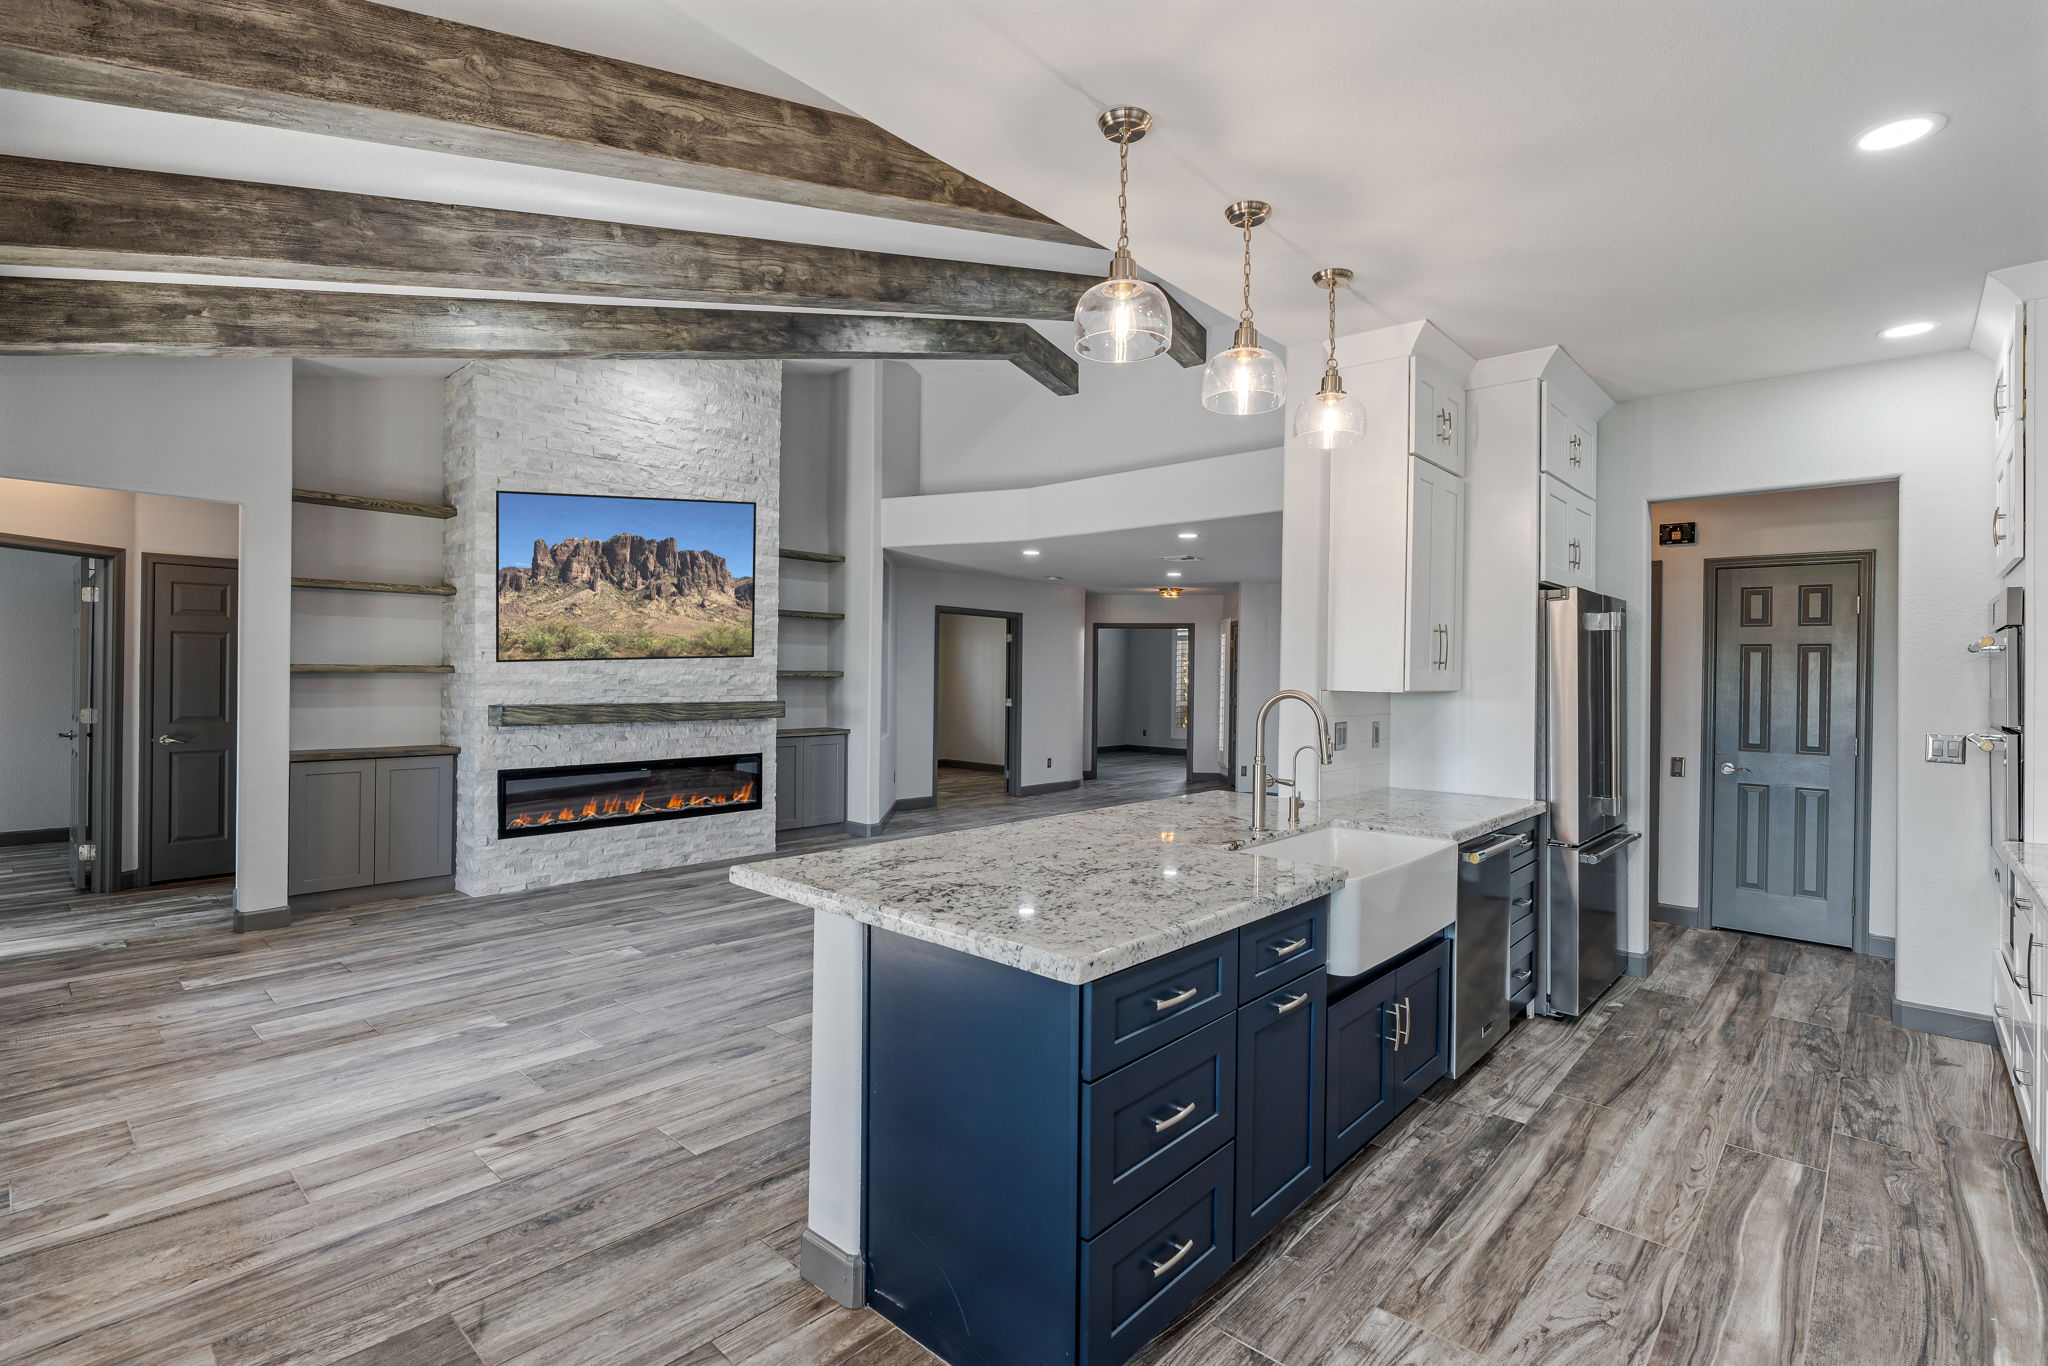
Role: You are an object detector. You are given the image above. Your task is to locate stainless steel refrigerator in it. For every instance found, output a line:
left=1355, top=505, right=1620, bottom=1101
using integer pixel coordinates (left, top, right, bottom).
left=1539, top=587, right=1639, bottom=1015
left=1972, top=587, right=2023, bottom=884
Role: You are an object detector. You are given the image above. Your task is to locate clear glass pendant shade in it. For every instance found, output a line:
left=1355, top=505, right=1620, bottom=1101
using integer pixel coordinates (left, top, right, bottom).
left=1201, top=341, right=1286, bottom=415
left=1293, top=379, right=1367, bottom=449
left=1074, top=274, right=1173, bottom=364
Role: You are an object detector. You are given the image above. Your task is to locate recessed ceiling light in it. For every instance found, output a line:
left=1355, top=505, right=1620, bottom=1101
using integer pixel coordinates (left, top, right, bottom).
left=1166, top=571, right=1182, bottom=578
left=1855, top=114, right=1944, bottom=152
left=1177, top=531, right=1199, bottom=539
left=1878, top=320, right=1937, bottom=339
left=1021, top=548, right=1041, bottom=556
left=1046, top=575, right=1064, bottom=581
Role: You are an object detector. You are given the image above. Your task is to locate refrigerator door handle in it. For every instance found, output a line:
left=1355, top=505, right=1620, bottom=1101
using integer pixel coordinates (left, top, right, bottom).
left=1577, top=829, right=1641, bottom=866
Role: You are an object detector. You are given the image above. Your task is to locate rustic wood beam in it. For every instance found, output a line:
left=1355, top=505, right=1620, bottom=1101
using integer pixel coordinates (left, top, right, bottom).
left=0, top=279, right=1083, bottom=395
left=0, top=156, right=1207, bottom=367
left=0, top=0, right=1085, bottom=245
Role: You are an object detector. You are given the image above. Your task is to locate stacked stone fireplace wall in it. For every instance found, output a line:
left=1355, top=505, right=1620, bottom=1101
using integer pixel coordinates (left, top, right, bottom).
left=445, top=359, right=781, bottom=895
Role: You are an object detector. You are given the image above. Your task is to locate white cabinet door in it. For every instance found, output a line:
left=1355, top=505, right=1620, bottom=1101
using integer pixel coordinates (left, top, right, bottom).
left=1410, top=357, right=1467, bottom=476
left=1995, top=312, right=2020, bottom=441
left=1995, top=421, right=2025, bottom=576
left=1541, top=387, right=1598, bottom=497
left=1403, top=461, right=1463, bottom=691
left=1541, top=473, right=1596, bottom=590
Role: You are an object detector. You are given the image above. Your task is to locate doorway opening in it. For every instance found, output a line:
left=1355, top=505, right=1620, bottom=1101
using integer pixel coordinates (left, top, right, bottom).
left=1649, top=483, right=1894, bottom=955
left=932, top=607, right=1022, bottom=806
left=0, top=536, right=120, bottom=900
left=1089, top=623, right=1196, bottom=788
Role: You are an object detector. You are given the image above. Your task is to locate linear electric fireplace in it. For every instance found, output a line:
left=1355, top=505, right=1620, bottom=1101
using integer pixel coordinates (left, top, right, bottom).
left=497, top=753, right=762, bottom=838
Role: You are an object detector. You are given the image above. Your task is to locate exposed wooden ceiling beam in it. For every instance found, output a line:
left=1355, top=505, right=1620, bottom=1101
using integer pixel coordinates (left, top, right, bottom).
left=0, top=279, right=1083, bottom=395
left=0, top=156, right=1207, bottom=368
left=0, top=0, right=1087, bottom=245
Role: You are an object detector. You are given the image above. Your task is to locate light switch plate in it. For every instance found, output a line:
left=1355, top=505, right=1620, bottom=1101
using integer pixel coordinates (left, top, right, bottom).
left=1926, top=734, right=1968, bottom=764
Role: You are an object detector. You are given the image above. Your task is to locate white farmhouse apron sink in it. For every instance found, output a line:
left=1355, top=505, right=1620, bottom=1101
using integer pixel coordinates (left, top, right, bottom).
left=1253, top=827, right=1457, bottom=977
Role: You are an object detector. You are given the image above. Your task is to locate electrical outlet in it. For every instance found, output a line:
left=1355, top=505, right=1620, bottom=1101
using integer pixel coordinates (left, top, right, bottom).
left=1239, top=764, right=1248, bottom=777
left=1333, top=721, right=1348, bottom=750
left=1046, top=757, right=1053, bottom=768
left=1370, top=720, right=1383, bottom=750
left=1669, top=757, right=1685, bottom=777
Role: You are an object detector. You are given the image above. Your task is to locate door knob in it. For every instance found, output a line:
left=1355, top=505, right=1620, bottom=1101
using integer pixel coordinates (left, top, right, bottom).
left=1719, top=762, right=1751, bottom=774
left=57, top=730, right=77, bottom=739
left=154, top=734, right=187, bottom=746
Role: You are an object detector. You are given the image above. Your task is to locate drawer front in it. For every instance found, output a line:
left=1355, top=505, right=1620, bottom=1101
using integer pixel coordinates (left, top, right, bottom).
left=1082, top=1144, right=1235, bottom=1366
left=1235, top=972, right=1326, bottom=1254
left=1238, top=899, right=1329, bottom=1002
left=1084, top=936, right=1238, bottom=1080
left=1507, top=880, right=1537, bottom=945
left=1082, top=1016, right=1236, bottom=1237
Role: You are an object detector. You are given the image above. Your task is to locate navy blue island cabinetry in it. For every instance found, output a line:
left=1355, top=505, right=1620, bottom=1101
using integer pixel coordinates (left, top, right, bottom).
left=865, top=896, right=1451, bottom=1366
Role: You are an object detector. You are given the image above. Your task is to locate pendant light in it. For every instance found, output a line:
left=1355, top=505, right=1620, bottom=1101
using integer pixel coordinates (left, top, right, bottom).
left=1201, top=201, right=1284, bottom=415
left=1292, top=267, right=1367, bottom=449
left=1074, top=108, right=1173, bottom=364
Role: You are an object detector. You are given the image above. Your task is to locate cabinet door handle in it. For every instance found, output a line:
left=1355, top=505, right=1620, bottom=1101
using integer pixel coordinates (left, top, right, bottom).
left=1268, top=936, right=1310, bottom=958
left=1151, top=1100, right=1199, bottom=1134
left=1151, top=985, right=1200, bottom=1012
left=1994, top=508, right=2007, bottom=547
left=1996, top=378, right=2009, bottom=419
left=1149, top=1237, right=1196, bottom=1278
left=2030, top=936, right=2043, bottom=1004
left=2003, top=949, right=2028, bottom=995
left=1397, top=998, right=1412, bottom=1046
left=1273, top=991, right=1311, bottom=1016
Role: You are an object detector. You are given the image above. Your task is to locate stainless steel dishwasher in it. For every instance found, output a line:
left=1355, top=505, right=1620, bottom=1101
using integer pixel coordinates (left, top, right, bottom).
left=1451, top=820, right=1540, bottom=1076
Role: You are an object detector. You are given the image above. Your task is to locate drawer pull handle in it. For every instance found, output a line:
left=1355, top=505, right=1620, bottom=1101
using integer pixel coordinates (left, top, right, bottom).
left=1274, top=991, right=1311, bottom=1016
left=1512, top=897, right=1533, bottom=908
left=1513, top=969, right=1533, bottom=982
left=1152, top=985, right=1200, bottom=1012
left=2003, top=952, right=2029, bottom=995
left=1151, top=1100, right=1199, bottom=1134
left=1463, top=833, right=1531, bottom=864
left=1149, top=1237, right=1196, bottom=1278
left=1268, top=936, right=1310, bottom=958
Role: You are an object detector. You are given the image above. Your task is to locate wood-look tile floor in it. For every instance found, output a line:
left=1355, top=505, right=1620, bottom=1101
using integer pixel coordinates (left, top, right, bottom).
left=3, top=766, right=2042, bottom=1365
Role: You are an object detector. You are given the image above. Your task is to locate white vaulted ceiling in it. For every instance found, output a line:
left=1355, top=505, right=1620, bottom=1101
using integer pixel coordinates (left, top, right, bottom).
left=683, top=0, right=2048, bottom=398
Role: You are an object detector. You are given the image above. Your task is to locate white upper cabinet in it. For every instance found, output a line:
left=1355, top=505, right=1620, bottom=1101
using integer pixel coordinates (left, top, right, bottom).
left=1410, top=356, right=1468, bottom=476
left=1541, top=473, right=1596, bottom=591
left=1995, top=409, right=2025, bottom=577
left=1328, top=454, right=1464, bottom=693
left=1995, top=313, right=2021, bottom=441
left=1541, top=383, right=1598, bottom=497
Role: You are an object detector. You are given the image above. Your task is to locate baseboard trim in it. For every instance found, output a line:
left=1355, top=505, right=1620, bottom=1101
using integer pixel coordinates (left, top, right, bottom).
left=780, top=821, right=849, bottom=842
left=1863, top=933, right=1896, bottom=960
left=1892, top=998, right=1995, bottom=1045
left=233, top=905, right=293, bottom=933
left=1019, top=779, right=1080, bottom=797
left=1082, top=768, right=1097, bottom=781
left=286, top=875, right=458, bottom=916
left=1102, top=743, right=1186, bottom=756
left=937, top=759, right=1004, bottom=773
left=0, top=826, right=66, bottom=847
left=1620, top=950, right=1652, bottom=978
left=1191, top=771, right=1225, bottom=783
left=1651, top=903, right=1702, bottom=928
left=799, top=1227, right=864, bottom=1308
left=844, top=794, right=936, bottom=839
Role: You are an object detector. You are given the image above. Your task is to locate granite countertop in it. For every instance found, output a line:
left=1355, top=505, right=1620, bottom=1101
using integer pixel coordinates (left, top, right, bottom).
left=730, top=786, right=1546, bottom=984
left=1998, top=841, right=2048, bottom=892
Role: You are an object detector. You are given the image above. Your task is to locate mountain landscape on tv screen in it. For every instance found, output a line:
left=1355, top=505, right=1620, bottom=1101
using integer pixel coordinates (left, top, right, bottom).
left=497, top=533, right=754, bottom=659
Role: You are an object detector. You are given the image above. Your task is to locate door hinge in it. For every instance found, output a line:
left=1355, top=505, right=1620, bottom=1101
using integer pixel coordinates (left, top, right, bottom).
left=79, top=585, right=100, bottom=603
left=1853, top=735, right=1860, bottom=757
left=76, top=842, right=97, bottom=864
left=78, top=707, right=97, bottom=725
left=1855, top=594, right=1862, bottom=616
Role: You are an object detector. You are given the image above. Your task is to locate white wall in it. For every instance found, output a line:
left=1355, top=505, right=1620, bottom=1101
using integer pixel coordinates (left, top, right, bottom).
left=914, top=353, right=1282, bottom=494
left=890, top=563, right=1086, bottom=799
left=1601, top=350, right=1994, bottom=1018
left=1234, top=581, right=1283, bottom=790
left=0, top=545, right=78, bottom=834
left=935, top=611, right=1008, bottom=766
left=0, top=477, right=244, bottom=874
left=1649, top=483, right=1901, bottom=942
left=0, top=359, right=292, bottom=915
left=291, top=375, right=448, bottom=752
left=1086, top=592, right=1235, bottom=777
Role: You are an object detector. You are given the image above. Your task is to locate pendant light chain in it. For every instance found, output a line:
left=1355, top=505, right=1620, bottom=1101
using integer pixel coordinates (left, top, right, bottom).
left=1238, top=220, right=1256, bottom=325
left=1116, top=139, right=1132, bottom=254
left=1325, top=276, right=1339, bottom=363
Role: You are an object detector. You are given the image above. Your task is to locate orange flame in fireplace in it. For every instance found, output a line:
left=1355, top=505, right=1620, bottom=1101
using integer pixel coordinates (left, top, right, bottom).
left=507, top=777, right=757, bottom=829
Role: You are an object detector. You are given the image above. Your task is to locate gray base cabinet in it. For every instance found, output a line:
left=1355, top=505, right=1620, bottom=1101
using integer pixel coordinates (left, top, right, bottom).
left=289, top=754, right=453, bottom=896
left=775, top=730, right=847, bottom=831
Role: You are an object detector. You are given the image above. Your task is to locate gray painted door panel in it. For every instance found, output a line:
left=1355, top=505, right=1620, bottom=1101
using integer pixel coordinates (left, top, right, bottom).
left=375, top=756, right=454, bottom=883
left=288, top=760, right=376, bottom=895
left=1709, top=561, right=1861, bottom=946
left=147, top=561, right=236, bottom=883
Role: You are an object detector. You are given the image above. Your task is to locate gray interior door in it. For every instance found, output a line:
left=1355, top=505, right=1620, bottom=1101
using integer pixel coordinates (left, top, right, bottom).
left=66, top=559, right=92, bottom=892
left=147, top=560, right=237, bottom=883
left=1708, top=560, right=1862, bottom=946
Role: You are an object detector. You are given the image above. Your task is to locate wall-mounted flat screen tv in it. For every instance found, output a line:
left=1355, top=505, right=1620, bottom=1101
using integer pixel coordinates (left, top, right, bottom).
left=496, top=491, right=756, bottom=660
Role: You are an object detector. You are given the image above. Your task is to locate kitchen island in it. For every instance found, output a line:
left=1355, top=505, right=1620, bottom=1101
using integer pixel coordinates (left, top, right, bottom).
left=730, top=786, right=1542, bottom=1366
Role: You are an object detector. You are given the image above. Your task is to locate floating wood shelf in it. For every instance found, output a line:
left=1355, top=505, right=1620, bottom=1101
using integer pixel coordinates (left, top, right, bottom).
left=293, top=488, right=457, bottom=519
left=779, top=548, right=844, bottom=564
left=490, top=701, right=786, bottom=727
left=778, top=727, right=850, bottom=738
left=293, top=576, right=457, bottom=597
left=779, top=609, right=845, bottom=620
left=290, top=744, right=460, bottom=763
left=291, top=664, right=455, bottom=674
left=778, top=669, right=843, bottom=679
